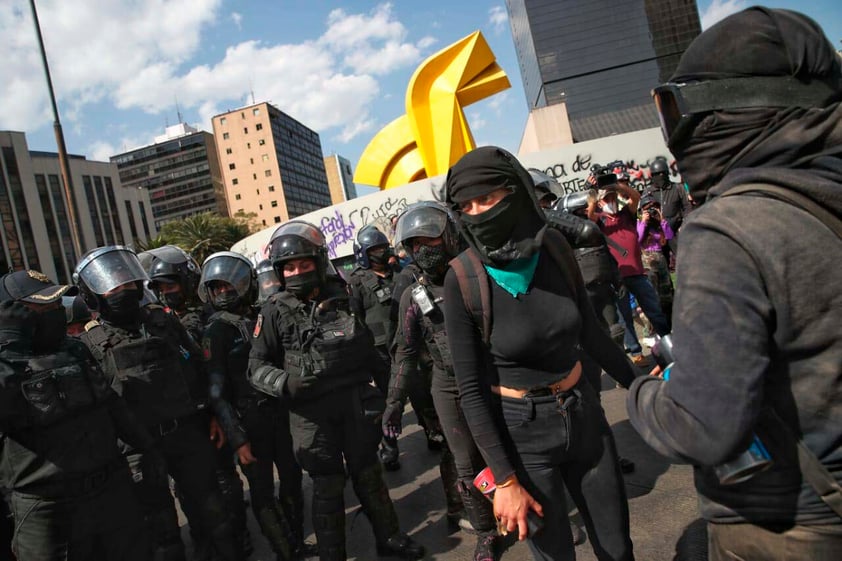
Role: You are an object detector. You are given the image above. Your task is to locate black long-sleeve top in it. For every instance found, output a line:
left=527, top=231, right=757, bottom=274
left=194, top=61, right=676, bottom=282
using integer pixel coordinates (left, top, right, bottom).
left=444, top=243, right=637, bottom=481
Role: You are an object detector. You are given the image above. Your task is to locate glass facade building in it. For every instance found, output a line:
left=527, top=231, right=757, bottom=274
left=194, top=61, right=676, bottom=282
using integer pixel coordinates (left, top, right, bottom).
left=507, top=0, right=701, bottom=140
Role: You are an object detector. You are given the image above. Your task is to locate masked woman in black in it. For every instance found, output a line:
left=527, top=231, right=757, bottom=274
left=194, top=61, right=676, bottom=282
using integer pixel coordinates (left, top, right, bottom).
left=442, top=146, right=637, bottom=561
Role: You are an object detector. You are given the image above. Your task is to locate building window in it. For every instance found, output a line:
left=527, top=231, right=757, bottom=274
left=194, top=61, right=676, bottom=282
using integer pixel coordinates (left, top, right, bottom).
left=243, top=127, right=248, bottom=134
left=268, top=185, right=275, bottom=192
left=252, top=173, right=257, bottom=180
left=253, top=108, right=260, bottom=116
left=274, top=216, right=281, bottom=223
left=262, top=154, right=269, bottom=162
left=259, top=204, right=263, bottom=210
left=271, top=200, right=278, bottom=207
left=241, top=112, right=245, bottom=119
left=225, top=148, right=232, bottom=154
left=256, top=123, right=263, bottom=131
left=246, top=142, right=251, bottom=149
left=258, top=139, right=265, bottom=146
left=262, top=219, right=266, bottom=226
left=264, top=170, right=272, bottom=177
left=256, top=189, right=260, bottom=195
left=235, top=194, right=241, bottom=200
left=229, top=163, right=236, bottom=170
left=220, top=117, right=227, bottom=125
left=232, top=178, right=238, bottom=185
left=223, top=132, right=229, bottom=140
left=250, top=158, right=254, bottom=164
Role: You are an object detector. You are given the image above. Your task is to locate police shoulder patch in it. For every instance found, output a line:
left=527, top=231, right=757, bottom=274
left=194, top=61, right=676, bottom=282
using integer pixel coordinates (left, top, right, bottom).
left=202, top=337, right=212, bottom=361
left=253, top=314, right=264, bottom=338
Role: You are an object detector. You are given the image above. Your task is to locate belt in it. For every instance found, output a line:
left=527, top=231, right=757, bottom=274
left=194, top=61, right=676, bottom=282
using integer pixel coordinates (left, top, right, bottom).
left=491, top=361, right=582, bottom=399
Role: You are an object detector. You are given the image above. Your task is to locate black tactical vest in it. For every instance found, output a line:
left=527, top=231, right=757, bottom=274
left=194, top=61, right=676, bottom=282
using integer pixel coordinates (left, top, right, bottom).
left=206, top=310, right=260, bottom=405
left=350, top=268, right=395, bottom=347
left=82, top=308, right=203, bottom=427
left=274, top=291, right=374, bottom=383
left=410, top=281, right=454, bottom=376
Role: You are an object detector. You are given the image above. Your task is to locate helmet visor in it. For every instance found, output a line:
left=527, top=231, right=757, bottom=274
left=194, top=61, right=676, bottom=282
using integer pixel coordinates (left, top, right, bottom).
left=269, top=221, right=325, bottom=247
left=76, top=247, right=148, bottom=295
left=394, top=207, right=447, bottom=247
left=199, top=254, right=253, bottom=302
left=257, top=268, right=281, bottom=302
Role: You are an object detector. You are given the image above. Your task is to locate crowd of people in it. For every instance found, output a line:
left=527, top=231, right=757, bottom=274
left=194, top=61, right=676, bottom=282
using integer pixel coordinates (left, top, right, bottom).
left=0, top=6, right=840, bottom=561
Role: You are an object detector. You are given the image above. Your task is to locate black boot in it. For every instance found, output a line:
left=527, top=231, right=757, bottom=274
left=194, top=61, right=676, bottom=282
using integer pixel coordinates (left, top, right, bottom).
left=216, top=466, right=252, bottom=558
left=473, top=531, right=498, bottom=561
left=311, top=475, right=347, bottom=561
left=440, top=447, right=471, bottom=533
left=351, top=463, right=424, bottom=559
left=459, top=479, right=499, bottom=561
left=255, top=504, right=295, bottom=561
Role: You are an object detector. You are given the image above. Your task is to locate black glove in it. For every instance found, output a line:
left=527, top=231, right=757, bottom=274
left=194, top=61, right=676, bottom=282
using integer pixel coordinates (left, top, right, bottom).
left=382, top=401, right=404, bottom=440
left=285, top=372, right=318, bottom=399
left=141, top=447, right=169, bottom=489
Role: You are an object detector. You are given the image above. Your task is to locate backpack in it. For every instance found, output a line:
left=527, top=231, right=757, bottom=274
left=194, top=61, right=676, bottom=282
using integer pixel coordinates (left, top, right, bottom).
left=449, top=227, right=582, bottom=345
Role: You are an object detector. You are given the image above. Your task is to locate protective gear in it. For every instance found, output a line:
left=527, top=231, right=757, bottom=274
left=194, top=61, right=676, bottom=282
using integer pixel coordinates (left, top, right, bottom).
left=394, top=201, right=462, bottom=261
left=255, top=260, right=281, bottom=306
left=268, top=221, right=329, bottom=290
left=32, top=307, right=68, bottom=353
left=649, top=158, right=670, bottom=177
left=554, top=191, right=591, bottom=214
left=63, top=294, right=92, bottom=326
left=311, top=474, right=347, bottom=561
left=413, top=244, right=450, bottom=275
left=198, top=252, right=256, bottom=312
left=255, top=505, right=294, bottom=560
left=100, top=287, right=143, bottom=324
left=74, top=246, right=148, bottom=311
left=285, top=371, right=318, bottom=399
left=139, top=246, right=201, bottom=309
left=354, top=225, right=392, bottom=269
left=283, top=270, right=320, bottom=300
left=382, top=401, right=403, bottom=439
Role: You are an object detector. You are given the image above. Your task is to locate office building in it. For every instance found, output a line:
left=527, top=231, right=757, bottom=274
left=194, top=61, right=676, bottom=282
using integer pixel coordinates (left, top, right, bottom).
left=112, top=123, right=228, bottom=230
left=507, top=0, right=701, bottom=141
left=323, top=154, right=358, bottom=204
left=0, top=131, right=156, bottom=283
left=212, top=102, right=332, bottom=228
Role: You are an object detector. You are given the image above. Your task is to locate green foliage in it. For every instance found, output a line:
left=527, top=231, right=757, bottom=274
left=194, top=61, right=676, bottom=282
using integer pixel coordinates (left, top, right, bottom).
left=134, top=234, right=169, bottom=252
left=153, top=212, right=256, bottom=264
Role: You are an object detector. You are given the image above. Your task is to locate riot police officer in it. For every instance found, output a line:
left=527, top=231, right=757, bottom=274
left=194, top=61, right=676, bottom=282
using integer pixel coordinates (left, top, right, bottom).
left=256, top=259, right=282, bottom=308
left=74, top=246, right=243, bottom=561
left=249, top=221, right=424, bottom=561
left=0, top=270, right=162, bottom=561
left=348, top=226, right=404, bottom=470
left=199, top=252, right=314, bottom=560
left=385, top=202, right=500, bottom=559
left=140, top=245, right=249, bottom=558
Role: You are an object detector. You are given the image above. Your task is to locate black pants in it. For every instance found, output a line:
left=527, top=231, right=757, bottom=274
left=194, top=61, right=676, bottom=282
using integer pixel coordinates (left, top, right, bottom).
left=10, top=465, right=148, bottom=561
left=499, top=379, right=634, bottom=561
left=128, top=414, right=241, bottom=561
left=431, top=372, right=487, bottom=484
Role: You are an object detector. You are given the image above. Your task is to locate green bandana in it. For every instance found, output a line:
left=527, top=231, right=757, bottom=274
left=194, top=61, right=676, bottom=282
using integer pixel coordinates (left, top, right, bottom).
left=484, top=253, right=540, bottom=297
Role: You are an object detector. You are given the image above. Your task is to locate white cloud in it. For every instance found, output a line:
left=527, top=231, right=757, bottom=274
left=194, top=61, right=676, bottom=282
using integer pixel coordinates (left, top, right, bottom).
left=700, top=0, right=747, bottom=30
left=0, top=0, right=432, bottom=147
left=230, top=12, right=242, bottom=30
left=468, top=110, right=487, bottom=131
left=488, top=6, right=508, bottom=34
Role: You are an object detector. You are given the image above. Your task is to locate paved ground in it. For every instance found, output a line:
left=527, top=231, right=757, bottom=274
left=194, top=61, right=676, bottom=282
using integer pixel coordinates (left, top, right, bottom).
left=181, top=361, right=706, bottom=560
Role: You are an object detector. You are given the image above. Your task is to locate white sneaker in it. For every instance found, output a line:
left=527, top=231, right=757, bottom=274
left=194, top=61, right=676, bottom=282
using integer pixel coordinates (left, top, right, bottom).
left=642, top=337, right=657, bottom=347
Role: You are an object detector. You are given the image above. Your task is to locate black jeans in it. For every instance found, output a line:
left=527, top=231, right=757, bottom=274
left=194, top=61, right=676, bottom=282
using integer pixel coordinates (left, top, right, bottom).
left=708, top=522, right=842, bottom=561
left=431, top=372, right=486, bottom=482
left=499, top=379, right=634, bottom=561
left=10, top=466, right=148, bottom=561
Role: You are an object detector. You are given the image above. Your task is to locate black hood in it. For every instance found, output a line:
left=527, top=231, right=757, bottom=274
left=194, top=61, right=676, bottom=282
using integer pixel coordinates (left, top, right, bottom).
left=668, top=7, right=842, bottom=205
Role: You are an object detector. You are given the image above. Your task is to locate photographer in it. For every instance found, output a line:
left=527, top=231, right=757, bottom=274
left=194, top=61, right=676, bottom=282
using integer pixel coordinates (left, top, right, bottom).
left=636, top=196, right=674, bottom=324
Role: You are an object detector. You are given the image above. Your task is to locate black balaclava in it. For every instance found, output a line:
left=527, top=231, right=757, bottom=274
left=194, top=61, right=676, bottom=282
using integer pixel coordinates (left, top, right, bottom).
left=32, top=307, right=67, bottom=353
left=0, top=300, right=36, bottom=350
left=413, top=244, right=450, bottom=278
left=284, top=270, right=321, bottom=300
left=161, top=290, right=186, bottom=312
left=446, top=146, right=547, bottom=266
left=667, top=7, right=842, bottom=203
left=212, top=291, right=240, bottom=312
left=100, top=286, right=143, bottom=325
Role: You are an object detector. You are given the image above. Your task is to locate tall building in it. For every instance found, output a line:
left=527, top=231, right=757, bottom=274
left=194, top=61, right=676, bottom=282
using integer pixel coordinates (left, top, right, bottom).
left=507, top=0, right=701, bottom=141
left=0, top=131, right=155, bottom=283
left=323, top=154, right=358, bottom=204
left=211, top=102, right=332, bottom=228
left=112, top=123, right=228, bottom=230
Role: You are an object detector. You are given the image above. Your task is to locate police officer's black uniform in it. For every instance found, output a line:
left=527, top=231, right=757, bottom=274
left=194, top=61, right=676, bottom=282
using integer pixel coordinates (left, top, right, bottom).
left=199, top=251, right=310, bottom=560
left=249, top=221, right=424, bottom=561
left=75, top=247, right=243, bottom=561
left=0, top=270, right=159, bottom=561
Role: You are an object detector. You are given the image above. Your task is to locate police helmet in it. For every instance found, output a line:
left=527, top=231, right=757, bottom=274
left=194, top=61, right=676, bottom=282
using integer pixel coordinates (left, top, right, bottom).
left=62, top=294, right=92, bottom=325
left=138, top=245, right=201, bottom=303
left=353, top=225, right=391, bottom=269
left=268, top=221, right=329, bottom=288
left=649, top=158, right=670, bottom=177
left=73, top=246, right=149, bottom=310
left=198, top=251, right=256, bottom=310
left=255, top=259, right=281, bottom=306
left=554, top=190, right=592, bottom=214
left=527, top=169, right=560, bottom=205
left=394, top=201, right=461, bottom=261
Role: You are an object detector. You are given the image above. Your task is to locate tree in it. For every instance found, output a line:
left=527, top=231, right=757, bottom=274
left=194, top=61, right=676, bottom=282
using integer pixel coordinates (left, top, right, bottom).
left=157, top=212, right=255, bottom=264
left=134, top=234, right=169, bottom=252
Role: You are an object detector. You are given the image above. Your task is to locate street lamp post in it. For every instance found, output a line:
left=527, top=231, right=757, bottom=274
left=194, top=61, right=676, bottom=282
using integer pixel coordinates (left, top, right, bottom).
left=29, top=0, right=83, bottom=261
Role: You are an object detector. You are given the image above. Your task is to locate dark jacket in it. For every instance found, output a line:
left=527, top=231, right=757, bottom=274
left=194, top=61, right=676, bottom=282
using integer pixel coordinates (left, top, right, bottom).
left=644, top=181, right=692, bottom=232
left=628, top=167, right=842, bottom=526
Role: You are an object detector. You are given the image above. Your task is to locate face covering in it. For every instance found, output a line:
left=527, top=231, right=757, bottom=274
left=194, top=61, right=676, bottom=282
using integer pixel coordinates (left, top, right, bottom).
left=32, top=307, right=67, bottom=353
left=284, top=270, right=321, bottom=300
left=212, top=291, right=240, bottom=312
left=601, top=201, right=618, bottom=215
left=161, top=291, right=185, bottom=312
left=651, top=175, right=669, bottom=189
left=459, top=192, right=520, bottom=251
left=368, top=248, right=392, bottom=268
left=413, top=244, right=449, bottom=275
left=101, top=288, right=142, bottom=324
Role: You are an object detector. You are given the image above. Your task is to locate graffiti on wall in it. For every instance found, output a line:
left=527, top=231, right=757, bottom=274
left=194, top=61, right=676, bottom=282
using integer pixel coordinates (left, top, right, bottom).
left=536, top=153, right=680, bottom=195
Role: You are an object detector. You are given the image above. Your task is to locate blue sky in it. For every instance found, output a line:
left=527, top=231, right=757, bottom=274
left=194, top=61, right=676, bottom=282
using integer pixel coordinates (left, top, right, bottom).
left=2, top=0, right=840, bottom=193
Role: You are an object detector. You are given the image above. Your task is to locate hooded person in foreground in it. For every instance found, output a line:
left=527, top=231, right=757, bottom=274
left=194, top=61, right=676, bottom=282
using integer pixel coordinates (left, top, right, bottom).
left=443, top=146, right=638, bottom=561
left=626, top=8, right=842, bottom=560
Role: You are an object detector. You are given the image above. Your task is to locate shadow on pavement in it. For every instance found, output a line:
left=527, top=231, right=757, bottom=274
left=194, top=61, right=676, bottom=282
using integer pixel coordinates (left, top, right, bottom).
left=611, top=419, right=674, bottom=500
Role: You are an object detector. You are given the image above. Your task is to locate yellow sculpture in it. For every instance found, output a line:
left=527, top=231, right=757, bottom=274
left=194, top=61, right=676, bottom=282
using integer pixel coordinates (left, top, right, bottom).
left=354, top=31, right=510, bottom=189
